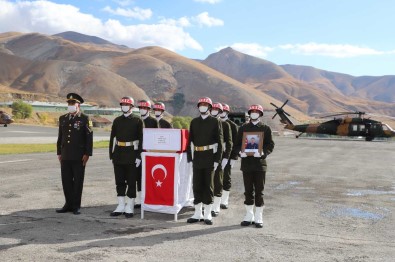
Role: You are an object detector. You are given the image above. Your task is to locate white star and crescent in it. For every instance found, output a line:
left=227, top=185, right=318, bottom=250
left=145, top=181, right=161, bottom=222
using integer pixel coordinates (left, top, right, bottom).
left=151, top=164, right=167, bottom=187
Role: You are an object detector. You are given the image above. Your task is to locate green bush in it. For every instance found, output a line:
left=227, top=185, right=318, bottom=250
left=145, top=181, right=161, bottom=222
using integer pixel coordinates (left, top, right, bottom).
left=172, top=116, right=192, bottom=129
left=11, top=100, right=33, bottom=119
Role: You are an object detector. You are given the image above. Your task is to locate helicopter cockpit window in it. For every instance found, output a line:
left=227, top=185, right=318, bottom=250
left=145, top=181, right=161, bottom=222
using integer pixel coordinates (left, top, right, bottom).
left=352, top=125, right=358, bottom=131
left=359, top=125, right=365, bottom=131
left=382, top=124, right=389, bottom=131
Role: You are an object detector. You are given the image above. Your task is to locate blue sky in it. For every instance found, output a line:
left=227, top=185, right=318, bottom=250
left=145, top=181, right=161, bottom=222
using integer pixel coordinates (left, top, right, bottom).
left=1, top=0, right=395, bottom=76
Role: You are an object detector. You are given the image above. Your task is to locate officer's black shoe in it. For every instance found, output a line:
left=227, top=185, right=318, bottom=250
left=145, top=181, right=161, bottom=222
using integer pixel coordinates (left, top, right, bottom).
left=73, top=209, right=81, bottom=215
left=56, top=206, right=71, bottom=213
left=187, top=218, right=200, bottom=223
left=110, top=212, right=124, bottom=217
left=240, top=221, right=254, bottom=226
left=134, top=204, right=141, bottom=209
left=255, top=223, right=263, bottom=228
left=220, top=204, right=228, bottom=209
left=204, top=219, right=213, bottom=225
left=125, top=213, right=134, bottom=218
left=211, top=211, right=219, bottom=217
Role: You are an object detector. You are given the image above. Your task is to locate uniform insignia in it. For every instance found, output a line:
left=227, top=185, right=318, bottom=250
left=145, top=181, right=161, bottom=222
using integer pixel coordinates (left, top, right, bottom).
left=88, top=120, right=93, bottom=128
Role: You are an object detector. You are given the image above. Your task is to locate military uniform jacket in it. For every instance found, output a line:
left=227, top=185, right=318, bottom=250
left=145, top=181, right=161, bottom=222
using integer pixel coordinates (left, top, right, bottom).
left=187, top=115, right=223, bottom=169
left=143, top=115, right=159, bottom=128
left=57, top=112, right=93, bottom=161
left=220, top=119, right=232, bottom=159
left=226, top=119, right=239, bottom=160
left=158, top=118, right=173, bottom=128
left=234, top=121, right=274, bottom=172
left=109, top=114, right=144, bottom=165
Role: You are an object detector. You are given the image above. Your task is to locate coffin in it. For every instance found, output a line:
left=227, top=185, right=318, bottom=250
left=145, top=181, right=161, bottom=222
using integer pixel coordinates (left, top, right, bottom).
left=143, top=128, right=189, bottom=152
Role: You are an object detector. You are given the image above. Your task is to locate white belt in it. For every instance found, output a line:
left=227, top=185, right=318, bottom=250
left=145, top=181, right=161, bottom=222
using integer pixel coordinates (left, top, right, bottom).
left=194, top=143, right=218, bottom=153
left=116, top=140, right=139, bottom=150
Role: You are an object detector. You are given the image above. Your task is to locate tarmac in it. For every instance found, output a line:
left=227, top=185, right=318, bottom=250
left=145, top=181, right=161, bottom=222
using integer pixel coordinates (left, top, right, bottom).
left=0, top=127, right=394, bottom=261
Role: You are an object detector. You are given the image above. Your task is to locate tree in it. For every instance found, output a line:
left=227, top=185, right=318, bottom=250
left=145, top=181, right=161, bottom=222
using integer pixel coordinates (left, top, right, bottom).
left=172, top=116, right=192, bottom=129
left=11, top=100, right=33, bottom=119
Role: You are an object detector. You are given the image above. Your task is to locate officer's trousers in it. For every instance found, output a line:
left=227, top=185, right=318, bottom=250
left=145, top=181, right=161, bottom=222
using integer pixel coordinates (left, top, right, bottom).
left=222, top=162, right=232, bottom=191
left=113, top=164, right=137, bottom=198
left=192, top=167, right=214, bottom=205
left=61, top=160, right=85, bottom=210
left=213, top=165, right=224, bottom=197
left=242, top=170, right=266, bottom=207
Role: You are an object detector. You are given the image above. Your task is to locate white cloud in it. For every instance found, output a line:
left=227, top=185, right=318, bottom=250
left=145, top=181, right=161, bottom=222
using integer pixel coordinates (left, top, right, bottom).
left=279, top=42, right=384, bottom=58
left=216, top=43, right=273, bottom=58
left=102, top=6, right=152, bottom=20
left=194, top=0, right=222, bottom=4
left=0, top=0, right=202, bottom=51
left=159, top=17, right=192, bottom=27
left=112, top=0, right=134, bottom=7
left=193, top=12, right=224, bottom=27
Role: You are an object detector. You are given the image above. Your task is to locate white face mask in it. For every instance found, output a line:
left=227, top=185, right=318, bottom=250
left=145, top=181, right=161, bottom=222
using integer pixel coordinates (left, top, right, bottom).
left=154, top=110, right=162, bottom=117
left=211, top=110, right=219, bottom=116
left=220, top=112, right=227, bottom=118
left=199, top=106, right=208, bottom=114
left=121, top=106, right=130, bottom=113
left=67, top=105, right=77, bottom=113
left=250, top=112, right=260, bottom=120
left=140, top=109, right=148, bottom=116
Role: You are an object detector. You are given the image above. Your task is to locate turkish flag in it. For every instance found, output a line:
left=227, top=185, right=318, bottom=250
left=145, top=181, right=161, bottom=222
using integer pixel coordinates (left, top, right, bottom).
left=144, top=155, right=175, bottom=206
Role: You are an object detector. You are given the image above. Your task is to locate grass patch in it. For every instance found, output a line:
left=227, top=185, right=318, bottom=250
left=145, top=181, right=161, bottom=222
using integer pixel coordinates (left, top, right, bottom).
left=0, top=140, right=109, bottom=155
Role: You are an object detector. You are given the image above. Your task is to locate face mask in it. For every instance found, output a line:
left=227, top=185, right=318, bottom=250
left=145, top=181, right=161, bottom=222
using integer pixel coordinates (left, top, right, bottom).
left=211, top=110, right=219, bottom=116
left=199, top=106, right=208, bottom=114
left=121, top=106, right=130, bottom=113
left=154, top=111, right=162, bottom=117
left=68, top=105, right=77, bottom=113
left=140, top=109, right=148, bottom=116
left=220, top=112, right=227, bottom=118
left=250, top=112, right=260, bottom=120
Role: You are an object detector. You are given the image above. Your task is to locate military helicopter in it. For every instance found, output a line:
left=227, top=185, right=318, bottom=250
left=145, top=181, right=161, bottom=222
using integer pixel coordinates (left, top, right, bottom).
left=271, top=100, right=395, bottom=141
left=0, top=111, right=14, bottom=127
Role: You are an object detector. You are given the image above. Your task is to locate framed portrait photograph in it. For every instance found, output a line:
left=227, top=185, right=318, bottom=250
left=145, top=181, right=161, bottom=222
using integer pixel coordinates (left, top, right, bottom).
left=241, top=132, right=264, bottom=156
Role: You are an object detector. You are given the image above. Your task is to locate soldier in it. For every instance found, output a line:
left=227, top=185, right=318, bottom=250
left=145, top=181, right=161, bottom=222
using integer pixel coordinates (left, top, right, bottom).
left=219, top=103, right=239, bottom=209
left=187, top=97, right=223, bottom=225
left=56, top=93, right=93, bottom=215
left=136, top=100, right=159, bottom=208
left=210, top=102, right=232, bottom=217
left=153, top=102, right=173, bottom=128
left=109, top=96, right=144, bottom=218
left=234, top=104, right=274, bottom=228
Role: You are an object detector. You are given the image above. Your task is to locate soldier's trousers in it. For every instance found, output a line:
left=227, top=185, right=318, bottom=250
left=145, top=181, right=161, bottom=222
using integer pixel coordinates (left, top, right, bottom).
left=60, top=160, right=85, bottom=209
left=136, top=165, right=142, bottom=192
left=222, top=162, right=232, bottom=191
left=113, top=164, right=137, bottom=198
left=242, top=171, right=266, bottom=207
left=192, top=167, right=214, bottom=205
left=213, top=165, right=224, bottom=197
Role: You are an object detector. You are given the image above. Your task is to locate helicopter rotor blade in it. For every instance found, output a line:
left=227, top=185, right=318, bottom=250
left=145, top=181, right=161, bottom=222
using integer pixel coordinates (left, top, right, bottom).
left=272, top=113, right=278, bottom=119
left=270, top=102, right=279, bottom=109
left=280, top=99, right=289, bottom=109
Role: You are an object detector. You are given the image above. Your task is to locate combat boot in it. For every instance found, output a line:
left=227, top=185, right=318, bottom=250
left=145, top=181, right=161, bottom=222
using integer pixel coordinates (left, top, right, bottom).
left=203, top=204, right=213, bottom=225
left=240, top=205, right=254, bottom=226
left=220, top=190, right=230, bottom=209
left=110, top=196, right=125, bottom=216
left=124, top=197, right=134, bottom=218
left=211, top=196, right=221, bottom=217
left=254, top=206, right=264, bottom=228
left=187, top=203, right=203, bottom=223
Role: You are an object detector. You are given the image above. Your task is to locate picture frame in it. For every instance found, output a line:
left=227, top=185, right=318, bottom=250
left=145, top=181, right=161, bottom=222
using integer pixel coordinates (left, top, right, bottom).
left=241, top=132, right=264, bottom=156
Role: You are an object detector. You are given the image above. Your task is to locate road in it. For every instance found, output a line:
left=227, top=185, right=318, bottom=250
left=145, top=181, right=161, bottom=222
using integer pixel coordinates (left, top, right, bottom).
left=0, top=124, right=110, bottom=144
left=0, top=137, right=394, bottom=261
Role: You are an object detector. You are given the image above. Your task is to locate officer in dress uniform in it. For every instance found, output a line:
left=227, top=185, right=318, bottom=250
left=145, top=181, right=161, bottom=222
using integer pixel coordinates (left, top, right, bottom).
left=56, top=93, right=93, bottom=215
left=219, top=103, right=239, bottom=209
left=135, top=100, right=159, bottom=208
left=210, top=102, right=232, bottom=217
left=153, top=102, right=173, bottom=128
left=234, top=104, right=274, bottom=228
left=109, top=97, right=144, bottom=218
left=186, top=97, right=223, bottom=225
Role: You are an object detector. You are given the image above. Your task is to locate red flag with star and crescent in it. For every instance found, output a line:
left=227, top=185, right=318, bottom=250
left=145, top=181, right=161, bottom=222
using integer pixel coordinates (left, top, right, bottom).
left=144, top=155, right=175, bottom=206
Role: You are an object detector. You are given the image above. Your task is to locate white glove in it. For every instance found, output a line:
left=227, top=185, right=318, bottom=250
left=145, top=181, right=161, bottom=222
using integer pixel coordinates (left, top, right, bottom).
left=221, top=158, right=229, bottom=169
left=254, top=151, right=265, bottom=158
left=135, top=158, right=141, bottom=167
left=239, top=151, right=247, bottom=158
left=230, top=159, right=236, bottom=168
left=213, top=162, right=219, bottom=170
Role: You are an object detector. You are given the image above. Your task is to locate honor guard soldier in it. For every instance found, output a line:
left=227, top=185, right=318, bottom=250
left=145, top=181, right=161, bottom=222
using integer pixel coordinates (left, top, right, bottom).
left=153, top=102, right=173, bottom=128
left=210, top=102, right=232, bottom=217
left=56, top=93, right=93, bottom=215
left=234, top=104, right=274, bottom=228
left=187, top=97, right=223, bottom=225
left=136, top=100, right=158, bottom=207
left=219, top=103, right=239, bottom=209
left=109, top=96, right=143, bottom=218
